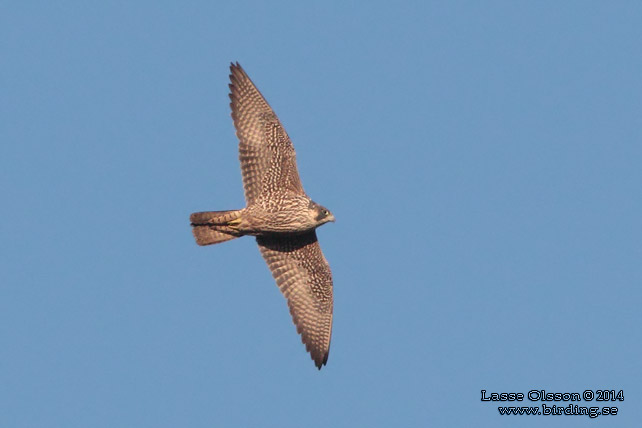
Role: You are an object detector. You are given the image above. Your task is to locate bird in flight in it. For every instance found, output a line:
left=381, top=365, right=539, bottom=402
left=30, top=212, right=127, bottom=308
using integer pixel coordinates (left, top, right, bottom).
left=190, top=62, right=335, bottom=369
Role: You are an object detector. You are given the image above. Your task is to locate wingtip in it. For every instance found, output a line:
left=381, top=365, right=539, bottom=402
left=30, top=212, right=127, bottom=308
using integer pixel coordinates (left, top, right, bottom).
left=313, top=352, right=329, bottom=370
left=228, top=62, right=248, bottom=96
left=229, top=61, right=244, bottom=75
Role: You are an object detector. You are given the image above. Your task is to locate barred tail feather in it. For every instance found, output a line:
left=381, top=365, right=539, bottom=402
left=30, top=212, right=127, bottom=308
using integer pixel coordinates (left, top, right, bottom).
left=192, top=226, right=240, bottom=246
left=190, top=209, right=244, bottom=246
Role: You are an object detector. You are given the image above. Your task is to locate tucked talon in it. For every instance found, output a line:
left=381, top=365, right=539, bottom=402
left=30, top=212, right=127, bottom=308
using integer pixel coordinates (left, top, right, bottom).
left=227, top=218, right=242, bottom=227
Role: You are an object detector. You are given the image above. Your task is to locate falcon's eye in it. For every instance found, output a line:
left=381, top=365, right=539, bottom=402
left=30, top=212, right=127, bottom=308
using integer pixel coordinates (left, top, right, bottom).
left=322, top=209, right=329, bottom=216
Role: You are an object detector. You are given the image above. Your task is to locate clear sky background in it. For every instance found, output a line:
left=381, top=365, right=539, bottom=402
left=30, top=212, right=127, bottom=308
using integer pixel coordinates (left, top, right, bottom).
left=2, top=1, right=641, bottom=427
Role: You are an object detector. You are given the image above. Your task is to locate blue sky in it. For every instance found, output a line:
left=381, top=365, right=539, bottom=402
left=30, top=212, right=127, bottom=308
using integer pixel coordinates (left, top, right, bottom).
left=2, top=1, right=641, bottom=427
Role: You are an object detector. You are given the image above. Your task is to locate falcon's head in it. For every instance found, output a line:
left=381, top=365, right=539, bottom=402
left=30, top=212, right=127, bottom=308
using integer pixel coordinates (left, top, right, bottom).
left=309, top=201, right=335, bottom=227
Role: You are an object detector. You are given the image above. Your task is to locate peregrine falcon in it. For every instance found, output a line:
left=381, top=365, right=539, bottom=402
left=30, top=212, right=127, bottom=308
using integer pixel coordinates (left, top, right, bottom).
left=190, top=63, right=335, bottom=369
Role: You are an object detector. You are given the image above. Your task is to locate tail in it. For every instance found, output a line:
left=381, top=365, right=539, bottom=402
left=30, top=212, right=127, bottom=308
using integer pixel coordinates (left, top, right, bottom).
left=190, top=209, right=244, bottom=246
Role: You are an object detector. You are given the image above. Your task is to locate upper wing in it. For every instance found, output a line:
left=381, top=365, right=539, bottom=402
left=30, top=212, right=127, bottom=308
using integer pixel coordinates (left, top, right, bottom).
left=256, top=231, right=333, bottom=369
left=228, top=62, right=305, bottom=205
